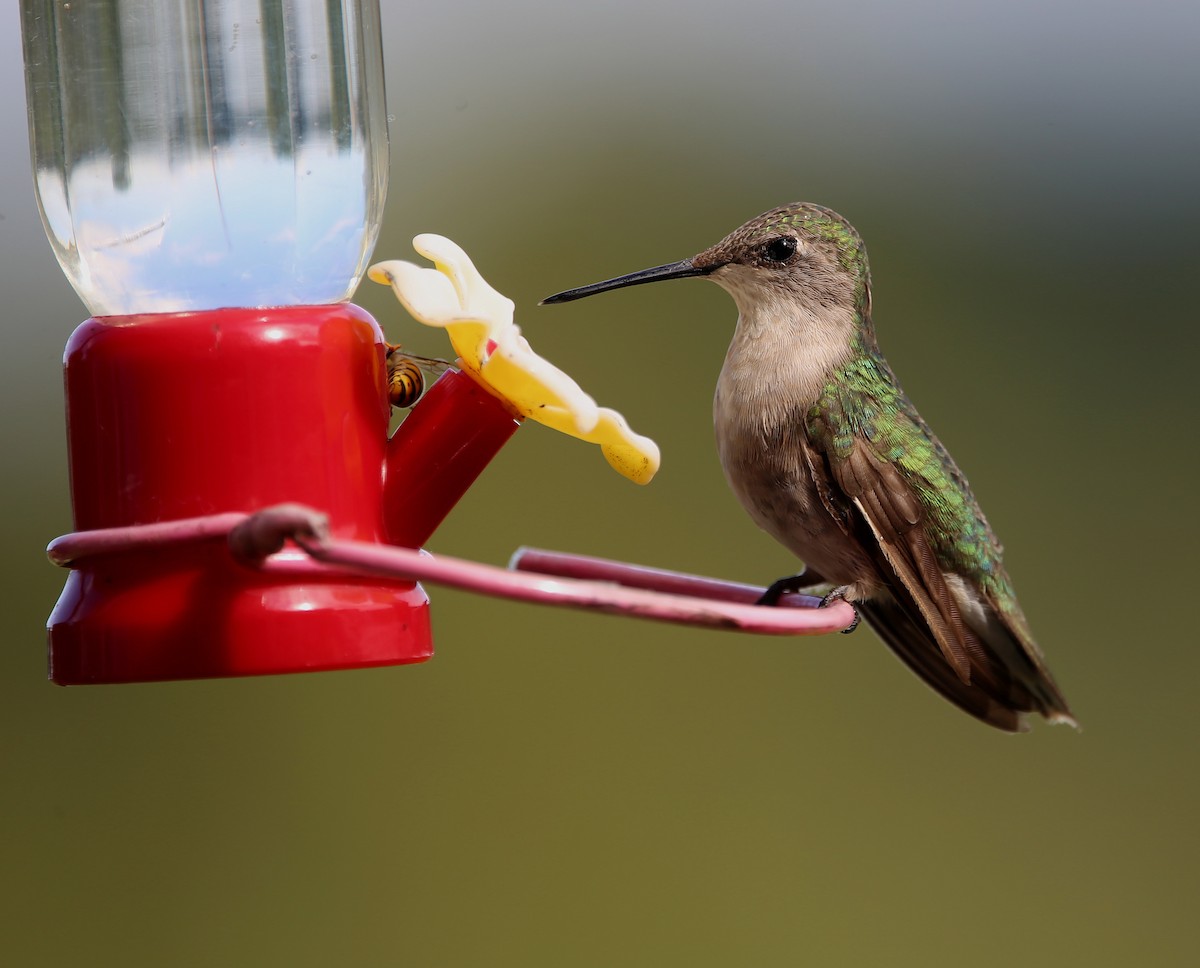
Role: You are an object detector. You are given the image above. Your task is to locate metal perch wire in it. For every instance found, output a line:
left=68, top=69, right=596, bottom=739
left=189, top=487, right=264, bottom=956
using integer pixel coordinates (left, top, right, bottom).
left=49, top=504, right=856, bottom=637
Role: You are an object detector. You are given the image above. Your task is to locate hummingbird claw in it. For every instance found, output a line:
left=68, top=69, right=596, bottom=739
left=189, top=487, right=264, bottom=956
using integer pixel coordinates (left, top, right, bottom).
left=819, top=586, right=860, bottom=634
left=756, top=567, right=831, bottom=606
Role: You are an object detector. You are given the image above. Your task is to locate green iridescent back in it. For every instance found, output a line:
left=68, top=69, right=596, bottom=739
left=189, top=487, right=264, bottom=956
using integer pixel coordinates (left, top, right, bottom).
left=808, top=339, right=1017, bottom=605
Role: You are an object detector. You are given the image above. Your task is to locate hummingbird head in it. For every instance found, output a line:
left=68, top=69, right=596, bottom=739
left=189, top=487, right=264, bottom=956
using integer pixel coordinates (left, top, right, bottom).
left=542, top=202, right=873, bottom=330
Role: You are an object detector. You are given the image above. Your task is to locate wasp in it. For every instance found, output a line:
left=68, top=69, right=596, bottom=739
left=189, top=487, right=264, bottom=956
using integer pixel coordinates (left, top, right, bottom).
left=385, top=344, right=452, bottom=409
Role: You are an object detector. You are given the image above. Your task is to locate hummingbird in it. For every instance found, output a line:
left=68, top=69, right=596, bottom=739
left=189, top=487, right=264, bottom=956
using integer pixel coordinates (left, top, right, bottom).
left=542, top=202, right=1074, bottom=732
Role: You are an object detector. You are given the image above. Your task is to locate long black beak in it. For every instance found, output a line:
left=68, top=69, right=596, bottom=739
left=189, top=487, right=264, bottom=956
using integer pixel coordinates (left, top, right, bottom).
left=540, top=258, right=715, bottom=305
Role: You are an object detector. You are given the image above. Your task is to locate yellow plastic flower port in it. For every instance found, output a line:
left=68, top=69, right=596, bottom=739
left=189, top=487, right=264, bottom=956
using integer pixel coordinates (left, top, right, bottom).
left=369, top=236, right=660, bottom=485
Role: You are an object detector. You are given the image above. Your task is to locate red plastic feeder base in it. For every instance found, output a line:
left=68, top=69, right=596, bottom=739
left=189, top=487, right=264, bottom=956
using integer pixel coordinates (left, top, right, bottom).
left=47, top=304, right=519, bottom=685
left=49, top=545, right=432, bottom=684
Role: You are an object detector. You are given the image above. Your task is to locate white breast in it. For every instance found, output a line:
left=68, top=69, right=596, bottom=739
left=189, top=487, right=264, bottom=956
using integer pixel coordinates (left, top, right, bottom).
left=709, top=282, right=869, bottom=584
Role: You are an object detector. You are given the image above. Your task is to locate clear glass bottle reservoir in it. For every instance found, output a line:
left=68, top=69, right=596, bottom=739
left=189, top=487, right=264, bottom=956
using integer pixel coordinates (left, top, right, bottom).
left=20, top=0, right=388, bottom=316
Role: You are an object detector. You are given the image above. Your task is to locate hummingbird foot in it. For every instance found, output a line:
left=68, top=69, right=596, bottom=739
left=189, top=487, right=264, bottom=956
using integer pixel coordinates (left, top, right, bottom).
left=756, top=567, right=829, bottom=606
left=819, top=586, right=860, bottom=634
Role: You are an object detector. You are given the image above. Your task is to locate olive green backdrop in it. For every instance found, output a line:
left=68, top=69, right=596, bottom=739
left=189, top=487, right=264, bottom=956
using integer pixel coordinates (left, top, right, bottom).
left=3, top=1, right=1196, bottom=965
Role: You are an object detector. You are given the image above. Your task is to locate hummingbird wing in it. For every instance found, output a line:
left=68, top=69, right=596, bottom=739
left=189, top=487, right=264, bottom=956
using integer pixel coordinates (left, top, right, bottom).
left=832, top=441, right=979, bottom=682
left=807, top=391, right=1074, bottom=730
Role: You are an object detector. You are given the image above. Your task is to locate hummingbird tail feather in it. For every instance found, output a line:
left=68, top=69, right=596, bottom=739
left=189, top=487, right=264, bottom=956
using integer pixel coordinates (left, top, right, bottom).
left=858, top=590, right=1075, bottom=731
left=984, top=598, right=1077, bottom=728
left=855, top=594, right=1019, bottom=732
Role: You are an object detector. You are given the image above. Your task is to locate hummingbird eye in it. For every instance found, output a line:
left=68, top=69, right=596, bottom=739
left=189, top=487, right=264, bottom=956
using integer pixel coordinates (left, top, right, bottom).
left=762, top=236, right=798, bottom=263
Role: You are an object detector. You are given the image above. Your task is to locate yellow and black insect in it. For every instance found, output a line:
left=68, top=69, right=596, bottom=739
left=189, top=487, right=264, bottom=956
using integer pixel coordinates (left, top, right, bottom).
left=385, top=345, right=451, bottom=409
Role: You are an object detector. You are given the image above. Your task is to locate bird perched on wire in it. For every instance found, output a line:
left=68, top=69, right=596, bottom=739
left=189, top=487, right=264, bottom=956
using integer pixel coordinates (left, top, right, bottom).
left=543, top=202, right=1074, bottom=732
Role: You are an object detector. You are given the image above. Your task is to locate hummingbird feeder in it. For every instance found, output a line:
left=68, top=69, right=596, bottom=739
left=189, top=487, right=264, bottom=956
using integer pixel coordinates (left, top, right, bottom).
left=22, top=0, right=852, bottom=687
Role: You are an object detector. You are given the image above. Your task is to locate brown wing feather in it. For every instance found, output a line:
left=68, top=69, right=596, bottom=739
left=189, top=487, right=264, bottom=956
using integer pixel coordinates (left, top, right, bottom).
left=815, top=438, right=1074, bottom=727
left=799, top=432, right=853, bottom=537
left=832, top=442, right=976, bottom=683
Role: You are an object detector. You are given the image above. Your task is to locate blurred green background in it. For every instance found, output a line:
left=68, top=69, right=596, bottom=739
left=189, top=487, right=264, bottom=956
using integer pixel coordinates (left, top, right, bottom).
left=3, top=1, right=1197, bottom=965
